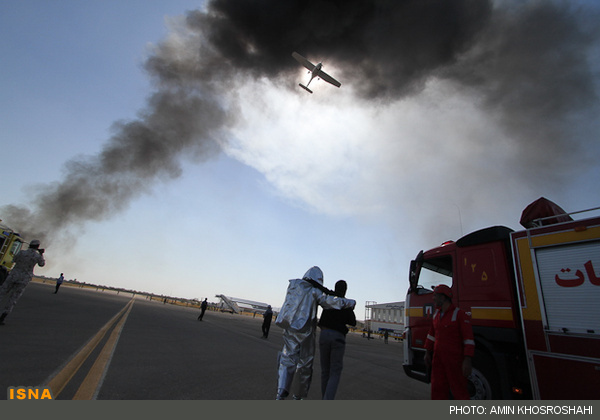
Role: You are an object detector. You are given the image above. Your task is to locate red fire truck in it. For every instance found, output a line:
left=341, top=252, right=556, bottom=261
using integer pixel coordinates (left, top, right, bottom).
left=403, top=198, right=600, bottom=399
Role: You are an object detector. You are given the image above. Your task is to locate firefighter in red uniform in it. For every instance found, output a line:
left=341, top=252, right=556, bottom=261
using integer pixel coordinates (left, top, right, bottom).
left=424, top=285, right=475, bottom=399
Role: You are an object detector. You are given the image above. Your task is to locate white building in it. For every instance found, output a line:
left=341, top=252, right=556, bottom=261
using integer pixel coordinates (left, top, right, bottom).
left=365, top=301, right=405, bottom=336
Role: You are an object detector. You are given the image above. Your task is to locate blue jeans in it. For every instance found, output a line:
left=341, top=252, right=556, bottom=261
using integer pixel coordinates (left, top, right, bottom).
left=319, top=328, right=346, bottom=400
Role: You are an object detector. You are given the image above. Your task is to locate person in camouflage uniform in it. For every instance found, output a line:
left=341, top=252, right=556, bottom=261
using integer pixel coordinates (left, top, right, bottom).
left=0, top=239, right=45, bottom=325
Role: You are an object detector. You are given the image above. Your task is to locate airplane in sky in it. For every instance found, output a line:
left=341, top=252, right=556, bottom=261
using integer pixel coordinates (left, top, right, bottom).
left=292, top=51, right=341, bottom=94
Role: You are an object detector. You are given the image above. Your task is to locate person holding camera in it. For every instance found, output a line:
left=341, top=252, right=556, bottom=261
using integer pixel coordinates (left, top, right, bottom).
left=0, top=239, right=46, bottom=325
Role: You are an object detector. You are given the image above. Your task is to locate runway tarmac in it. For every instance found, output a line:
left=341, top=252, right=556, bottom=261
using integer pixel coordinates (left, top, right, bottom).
left=0, top=281, right=429, bottom=400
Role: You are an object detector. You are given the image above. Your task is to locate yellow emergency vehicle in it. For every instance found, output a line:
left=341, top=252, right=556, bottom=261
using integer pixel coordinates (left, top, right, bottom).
left=0, top=222, right=24, bottom=284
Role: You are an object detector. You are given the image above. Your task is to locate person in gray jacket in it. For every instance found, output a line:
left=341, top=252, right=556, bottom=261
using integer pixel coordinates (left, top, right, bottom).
left=0, top=239, right=46, bottom=325
left=275, top=266, right=356, bottom=400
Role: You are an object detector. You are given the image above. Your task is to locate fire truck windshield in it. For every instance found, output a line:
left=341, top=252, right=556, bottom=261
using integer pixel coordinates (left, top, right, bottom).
left=418, top=256, right=453, bottom=291
left=10, top=240, right=22, bottom=255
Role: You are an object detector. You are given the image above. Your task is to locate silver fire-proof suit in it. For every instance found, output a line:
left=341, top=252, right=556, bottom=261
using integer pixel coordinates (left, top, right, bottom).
left=275, top=266, right=356, bottom=399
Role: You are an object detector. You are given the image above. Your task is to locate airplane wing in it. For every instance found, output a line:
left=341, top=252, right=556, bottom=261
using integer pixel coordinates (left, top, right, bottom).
left=292, top=52, right=316, bottom=72
left=318, top=70, right=341, bottom=88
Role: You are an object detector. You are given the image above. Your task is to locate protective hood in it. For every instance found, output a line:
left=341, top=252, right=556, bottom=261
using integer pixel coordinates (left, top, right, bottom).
left=302, top=266, right=323, bottom=285
left=276, top=266, right=355, bottom=333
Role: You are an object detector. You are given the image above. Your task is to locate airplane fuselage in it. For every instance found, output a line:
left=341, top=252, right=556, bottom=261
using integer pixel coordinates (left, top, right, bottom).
left=307, top=63, right=323, bottom=86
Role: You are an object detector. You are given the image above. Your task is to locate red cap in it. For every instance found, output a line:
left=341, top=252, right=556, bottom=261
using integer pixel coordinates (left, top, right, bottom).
left=434, top=284, right=453, bottom=299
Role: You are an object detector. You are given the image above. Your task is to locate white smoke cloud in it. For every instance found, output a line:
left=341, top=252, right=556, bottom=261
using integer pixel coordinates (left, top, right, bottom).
left=224, top=74, right=566, bottom=249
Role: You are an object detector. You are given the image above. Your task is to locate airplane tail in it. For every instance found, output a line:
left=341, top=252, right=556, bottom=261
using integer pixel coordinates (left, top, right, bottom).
left=299, top=83, right=313, bottom=94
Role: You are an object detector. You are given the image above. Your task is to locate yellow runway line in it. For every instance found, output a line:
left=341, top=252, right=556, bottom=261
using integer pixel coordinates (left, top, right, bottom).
left=73, top=299, right=134, bottom=400
left=45, top=299, right=134, bottom=398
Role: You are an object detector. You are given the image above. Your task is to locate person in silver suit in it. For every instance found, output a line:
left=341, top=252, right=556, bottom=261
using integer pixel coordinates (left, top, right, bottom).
left=275, top=266, right=356, bottom=400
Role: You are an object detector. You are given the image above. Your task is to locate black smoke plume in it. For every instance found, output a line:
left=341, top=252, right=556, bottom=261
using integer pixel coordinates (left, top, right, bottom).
left=3, top=0, right=598, bottom=244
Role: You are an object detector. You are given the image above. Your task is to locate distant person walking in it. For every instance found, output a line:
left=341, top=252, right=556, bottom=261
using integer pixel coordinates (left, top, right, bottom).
left=384, top=330, right=389, bottom=344
left=0, top=239, right=45, bottom=325
left=275, top=266, right=356, bottom=400
left=54, top=273, right=64, bottom=294
left=198, top=298, right=208, bottom=321
left=262, top=305, right=273, bottom=338
left=424, top=285, right=475, bottom=400
left=318, top=280, right=356, bottom=400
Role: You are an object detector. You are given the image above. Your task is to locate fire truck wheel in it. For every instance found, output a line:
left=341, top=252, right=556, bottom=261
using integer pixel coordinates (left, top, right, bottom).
left=468, top=354, right=499, bottom=400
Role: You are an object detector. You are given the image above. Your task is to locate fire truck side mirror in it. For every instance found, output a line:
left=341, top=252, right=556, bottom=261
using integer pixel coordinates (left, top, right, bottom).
left=409, top=250, right=424, bottom=291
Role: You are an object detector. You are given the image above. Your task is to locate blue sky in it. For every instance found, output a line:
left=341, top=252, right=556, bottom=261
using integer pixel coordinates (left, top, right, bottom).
left=2, top=1, right=599, bottom=318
